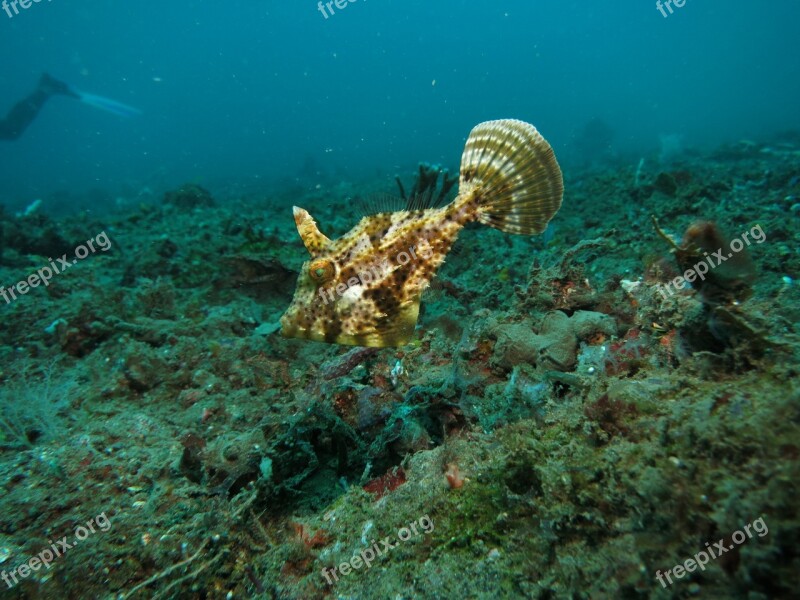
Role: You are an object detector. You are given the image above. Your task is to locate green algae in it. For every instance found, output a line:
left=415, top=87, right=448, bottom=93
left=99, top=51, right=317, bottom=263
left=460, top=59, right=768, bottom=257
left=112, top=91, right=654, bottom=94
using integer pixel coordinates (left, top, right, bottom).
left=1, top=132, right=799, bottom=598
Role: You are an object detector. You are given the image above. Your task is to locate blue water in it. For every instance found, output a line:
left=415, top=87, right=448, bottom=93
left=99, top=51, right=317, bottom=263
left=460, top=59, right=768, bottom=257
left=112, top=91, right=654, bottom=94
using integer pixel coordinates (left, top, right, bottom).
left=1, top=1, right=798, bottom=204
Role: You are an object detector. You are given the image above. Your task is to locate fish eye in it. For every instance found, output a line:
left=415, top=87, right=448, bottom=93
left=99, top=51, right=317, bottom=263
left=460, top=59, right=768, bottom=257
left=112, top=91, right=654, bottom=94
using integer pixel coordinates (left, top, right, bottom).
left=308, top=259, right=336, bottom=284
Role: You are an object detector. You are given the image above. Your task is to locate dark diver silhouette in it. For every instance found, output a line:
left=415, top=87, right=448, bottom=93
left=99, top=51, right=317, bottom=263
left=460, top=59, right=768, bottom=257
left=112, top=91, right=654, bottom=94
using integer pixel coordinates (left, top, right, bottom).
left=0, top=73, right=141, bottom=141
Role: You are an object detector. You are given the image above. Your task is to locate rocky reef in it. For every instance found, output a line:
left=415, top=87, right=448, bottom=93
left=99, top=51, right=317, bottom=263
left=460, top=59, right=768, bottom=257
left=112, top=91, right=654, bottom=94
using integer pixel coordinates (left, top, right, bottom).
left=0, top=136, right=798, bottom=599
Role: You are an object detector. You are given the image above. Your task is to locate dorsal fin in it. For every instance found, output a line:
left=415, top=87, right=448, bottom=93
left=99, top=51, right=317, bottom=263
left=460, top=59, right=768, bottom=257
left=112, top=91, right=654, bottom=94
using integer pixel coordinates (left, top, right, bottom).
left=355, top=193, right=406, bottom=218
left=293, top=206, right=331, bottom=257
left=355, top=190, right=449, bottom=218
left=404, top=189, right=443, bottom=211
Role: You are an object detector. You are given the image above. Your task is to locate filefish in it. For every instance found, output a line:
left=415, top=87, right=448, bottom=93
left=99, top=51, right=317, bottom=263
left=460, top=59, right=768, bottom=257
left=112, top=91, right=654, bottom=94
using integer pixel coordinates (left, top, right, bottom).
left=280, top=119, right=564, bottom=347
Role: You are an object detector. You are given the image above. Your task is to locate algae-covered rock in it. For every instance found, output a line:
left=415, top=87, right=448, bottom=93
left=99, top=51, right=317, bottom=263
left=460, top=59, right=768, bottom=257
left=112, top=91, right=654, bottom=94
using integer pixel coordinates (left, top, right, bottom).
left=120, top=340, right=166, bottom=391
left=489, top=318, right=539, bottom=370
left=490, top=310, right=617, bottom=373
left=568, top=310, right=617, bottom=340
left=1, top=212, right=72, bottom=262
left=653, top=171, right=679, bottom=197
left=535, top=310, right=579, bottom=371
left=163, top=183, right=216, bottom=210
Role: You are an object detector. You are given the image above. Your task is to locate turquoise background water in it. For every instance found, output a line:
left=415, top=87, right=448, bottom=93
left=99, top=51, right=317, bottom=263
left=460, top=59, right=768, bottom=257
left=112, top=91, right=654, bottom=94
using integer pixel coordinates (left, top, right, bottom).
left=1, top=1, right=798, bottom=202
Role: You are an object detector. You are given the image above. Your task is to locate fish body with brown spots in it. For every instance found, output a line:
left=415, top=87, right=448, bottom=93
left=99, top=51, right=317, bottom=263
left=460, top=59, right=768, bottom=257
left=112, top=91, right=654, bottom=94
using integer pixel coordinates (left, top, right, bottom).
left=280, top=119, right=564, bottom=347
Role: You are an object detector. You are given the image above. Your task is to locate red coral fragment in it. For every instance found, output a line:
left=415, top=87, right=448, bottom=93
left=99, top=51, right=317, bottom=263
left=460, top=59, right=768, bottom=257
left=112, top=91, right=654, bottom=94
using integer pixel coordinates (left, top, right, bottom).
left=321, top=347, right=379, bottom=380
left=444, top=463, right=465, bottom=489
left=281, top=557, right=312, bottom=578
left=604, top=328, right=650, bottom=376
left=584, top=394, right=638, bottom=441
left=363, top=466, right=406, bottom=499
left=290, top=522, right=330, bottom=549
